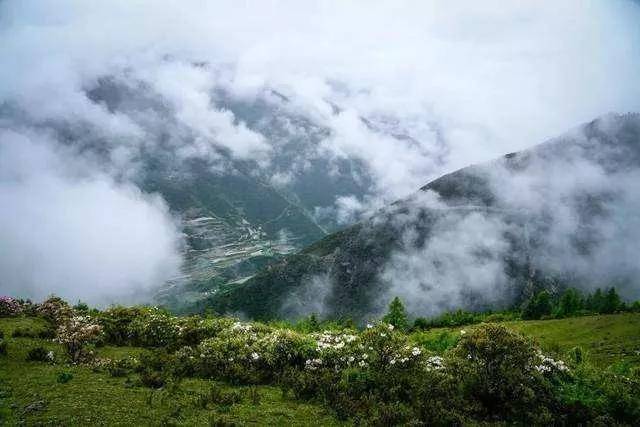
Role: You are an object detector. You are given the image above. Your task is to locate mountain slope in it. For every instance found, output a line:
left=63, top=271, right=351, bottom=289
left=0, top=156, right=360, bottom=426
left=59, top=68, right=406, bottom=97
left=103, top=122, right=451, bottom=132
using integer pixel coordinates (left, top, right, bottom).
left=197, top=113, right=640, bottom=320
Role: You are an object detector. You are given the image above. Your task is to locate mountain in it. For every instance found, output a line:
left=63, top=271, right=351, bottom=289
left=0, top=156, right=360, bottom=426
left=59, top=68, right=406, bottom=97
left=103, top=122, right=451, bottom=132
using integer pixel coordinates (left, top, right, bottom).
left=195, top=113, right=640, bottom=321
left=83, top=78, right=375, bottom=304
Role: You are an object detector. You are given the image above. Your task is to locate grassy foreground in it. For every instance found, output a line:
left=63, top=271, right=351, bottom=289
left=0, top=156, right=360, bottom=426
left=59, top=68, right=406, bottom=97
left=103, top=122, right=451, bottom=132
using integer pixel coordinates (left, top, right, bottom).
left=1, top=312, right=639, bottom=425
left=0, top=317, right=345, bottom=426
left=412, top=312, right=640, bottom=368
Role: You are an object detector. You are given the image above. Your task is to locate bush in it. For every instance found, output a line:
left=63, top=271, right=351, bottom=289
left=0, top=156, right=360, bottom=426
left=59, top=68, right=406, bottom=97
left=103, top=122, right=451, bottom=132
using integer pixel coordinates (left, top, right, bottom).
left=105, top=358, right=137, bottom=377
left=127, top=308, right=179, bottom=348
left=450, top=324, right=558, bottom=422
left=26, top=346, right=53, bottom=362
left=139, top=370, right=165, bottom=389
left=12, top=326, right=55, bottom=339
left=57, top=371, right=73, bottom=384
left=56, top=316, right=102, bottom=363
left=195, top=384, right=243, bottom=409
left=0, top=296, right=23, bottom=317
left=37, top=295, right=73, bottom=324
left=557, top=363, right=640, bottom=424
left=197, top=323, right=316, bottom=384
left=98, top=306, right=146, bottom=346
left=0, top=339, right=7, bottom=356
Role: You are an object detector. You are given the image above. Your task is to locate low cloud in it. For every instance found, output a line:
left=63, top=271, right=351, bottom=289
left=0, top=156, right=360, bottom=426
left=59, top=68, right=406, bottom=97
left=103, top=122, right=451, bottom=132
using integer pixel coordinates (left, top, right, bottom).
left=1, top=1, right=640, bottom=304
left=0, top=130, right=182, bottom=304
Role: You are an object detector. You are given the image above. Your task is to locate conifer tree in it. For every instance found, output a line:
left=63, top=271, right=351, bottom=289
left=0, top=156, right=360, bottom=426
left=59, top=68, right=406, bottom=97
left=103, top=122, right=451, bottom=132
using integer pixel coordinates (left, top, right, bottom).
left=383, top=297, right=409, bottom=330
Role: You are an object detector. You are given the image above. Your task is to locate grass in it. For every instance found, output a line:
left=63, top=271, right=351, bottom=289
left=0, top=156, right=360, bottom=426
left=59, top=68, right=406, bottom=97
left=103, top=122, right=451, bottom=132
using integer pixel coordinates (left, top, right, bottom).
left=505, top=313, right=640, bottom=367
left=0, top=317, right=346, bottom=426
left=411, top=312, right=640, bottom=368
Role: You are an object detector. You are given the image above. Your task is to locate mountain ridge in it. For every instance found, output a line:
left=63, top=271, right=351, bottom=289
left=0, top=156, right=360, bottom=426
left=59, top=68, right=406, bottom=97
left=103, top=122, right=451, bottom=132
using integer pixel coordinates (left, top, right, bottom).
left=194, top=113, right=640, bottom=321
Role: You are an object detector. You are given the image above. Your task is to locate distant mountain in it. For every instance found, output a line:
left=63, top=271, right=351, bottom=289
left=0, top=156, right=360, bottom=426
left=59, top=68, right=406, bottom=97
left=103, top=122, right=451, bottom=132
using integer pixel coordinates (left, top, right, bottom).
left=83, top=78, right=378, bottom=304
left=196, top=114, right=640, bottom=321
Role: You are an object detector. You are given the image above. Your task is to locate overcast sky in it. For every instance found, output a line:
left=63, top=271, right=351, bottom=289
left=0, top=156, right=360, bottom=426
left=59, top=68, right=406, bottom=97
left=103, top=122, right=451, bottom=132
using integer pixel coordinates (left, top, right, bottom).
left=1, top=0, right=639, bottom=302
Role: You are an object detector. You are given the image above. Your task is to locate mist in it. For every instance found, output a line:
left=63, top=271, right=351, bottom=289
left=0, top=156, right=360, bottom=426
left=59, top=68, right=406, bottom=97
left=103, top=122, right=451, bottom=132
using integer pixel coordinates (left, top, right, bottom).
left=381, top=115, right=640, bottom=318
left=1, top=1, right=640, bottom=304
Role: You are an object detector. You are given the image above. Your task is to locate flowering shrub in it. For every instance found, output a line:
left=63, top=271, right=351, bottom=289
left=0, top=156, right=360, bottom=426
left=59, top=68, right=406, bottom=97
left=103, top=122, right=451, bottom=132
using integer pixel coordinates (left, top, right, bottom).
left=56, top=316, right=102, bottom=363
left=450, top=323, right=557, bottom=423
left=37, top=296, right=73, bottom=324
left=127, top=308, right=179, bottom=347
left=4, top=295, right=637, bottom=425
left=98, top=306, right=147, bottom=345
left=535, top=351, right=570, bottom=375
left=197, top=322, right=314, bottom=383
left=0, top=296, right=22, bottom=317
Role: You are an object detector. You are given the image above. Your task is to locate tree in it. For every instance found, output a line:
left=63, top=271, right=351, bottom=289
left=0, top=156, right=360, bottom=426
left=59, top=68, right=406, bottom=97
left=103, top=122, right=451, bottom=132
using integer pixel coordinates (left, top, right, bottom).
left=383, top=297, right=409, bottom=330
left=556, top=288, right=583, bottom=317
left=602, top=287, right=621, bottom=314
left=585, top=288, right=605, bottom=312
left=521, top=290, right=553, bottom=320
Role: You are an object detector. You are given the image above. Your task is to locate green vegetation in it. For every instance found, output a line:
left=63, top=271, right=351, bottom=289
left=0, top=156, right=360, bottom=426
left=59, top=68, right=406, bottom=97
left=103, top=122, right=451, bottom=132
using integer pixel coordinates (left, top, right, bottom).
left=0, top=316, right=344, bottom=426
left=382, top=296, right=409, bottom=331
left=1, top=295, right=639, bottom=425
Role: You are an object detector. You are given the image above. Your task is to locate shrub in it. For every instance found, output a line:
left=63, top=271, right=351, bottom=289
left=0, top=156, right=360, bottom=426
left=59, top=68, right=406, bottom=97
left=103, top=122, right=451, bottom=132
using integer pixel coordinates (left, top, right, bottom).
left=0, top=296, right=22, bottom=317
left=197, top=323, right=315, bottom=384
left=26, top=346, right=53, bottom=362
left=56, top=372, right=73, bottom=384
left=557, top=363, right=640, bottom=424
left=0, top=339, right=7, bottom=356
left=127, top=308, right=179, bottom=347
left=98, top=306, right=146, bottom=346
left=12, top=326, right=55, bottom=339
left=195, top=384, right=243, bottom=409
left=56, top=316, right=102, bottom=363
left=105, top=358, right=137, bottom=377
left=450, top=324, right=558, bottom=422
left=37, top=296, right=73, bottom=324
left=139, top=370, right=165, bottom=388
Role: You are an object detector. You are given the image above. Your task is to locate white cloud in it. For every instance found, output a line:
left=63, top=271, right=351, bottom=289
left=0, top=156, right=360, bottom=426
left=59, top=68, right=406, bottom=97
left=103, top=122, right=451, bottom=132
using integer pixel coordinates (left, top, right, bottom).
left=0, top=130, right=182, bottom=304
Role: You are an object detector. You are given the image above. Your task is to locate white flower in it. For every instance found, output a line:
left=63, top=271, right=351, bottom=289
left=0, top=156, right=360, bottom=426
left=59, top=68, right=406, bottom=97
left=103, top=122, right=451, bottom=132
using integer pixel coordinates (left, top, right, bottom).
left=251, top=352, right=260, bottom=360
left=460, top=330, right=466, bottom=335
left=366, top=323, right=373, bottom=329
left=411, top=347, right=422, bottom=356
left=388, top=324, right=394, bottom=331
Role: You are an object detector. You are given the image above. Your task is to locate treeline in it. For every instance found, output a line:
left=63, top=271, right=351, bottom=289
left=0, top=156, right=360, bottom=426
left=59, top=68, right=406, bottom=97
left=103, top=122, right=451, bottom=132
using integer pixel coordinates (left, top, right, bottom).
left=521, top=287, right=638, bottom=320
left=411, top=287, right=640, bottom=330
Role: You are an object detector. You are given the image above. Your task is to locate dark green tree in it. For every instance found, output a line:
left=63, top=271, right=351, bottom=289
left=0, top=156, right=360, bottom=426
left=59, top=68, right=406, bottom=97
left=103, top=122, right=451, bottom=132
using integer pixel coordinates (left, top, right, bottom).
left=521, top=290, right=553, bottom=320
left=556, top=288, right=584, bottom=317
left=585, top=288, right=605, bottom=312
left=383, top=297, right=409, bottom=330
left=602, top=287, right=621, bottom=314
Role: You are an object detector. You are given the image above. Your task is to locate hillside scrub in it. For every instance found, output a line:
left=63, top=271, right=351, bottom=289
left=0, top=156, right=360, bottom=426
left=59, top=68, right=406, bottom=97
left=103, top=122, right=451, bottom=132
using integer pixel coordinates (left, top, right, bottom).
left=1, top=295, right=639, bottom=425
